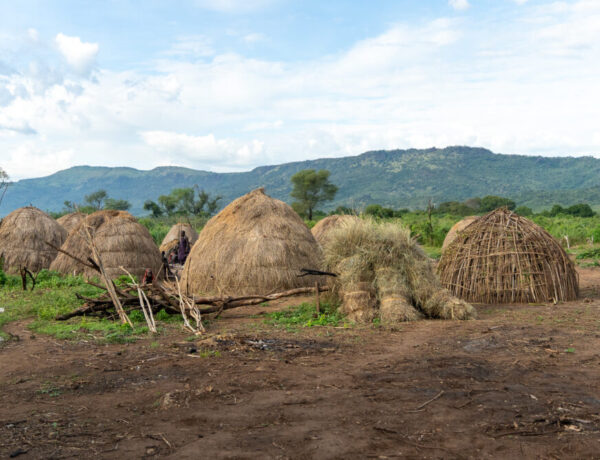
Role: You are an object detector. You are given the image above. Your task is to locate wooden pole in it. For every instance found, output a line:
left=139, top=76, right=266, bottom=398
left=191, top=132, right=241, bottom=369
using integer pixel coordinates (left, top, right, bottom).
left=315, top=280, right=320, bottom=315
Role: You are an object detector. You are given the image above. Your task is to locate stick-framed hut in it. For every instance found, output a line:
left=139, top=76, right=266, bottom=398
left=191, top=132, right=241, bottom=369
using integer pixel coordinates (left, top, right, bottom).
left=50, top=210, right=162, bottom=280
left=0, top=206, right=67, bottom=273
left=181, top=188, right=322, bottom=296
left=437, top=208, right=578, bottom=303
left=441, top=216, right=478, bottom=250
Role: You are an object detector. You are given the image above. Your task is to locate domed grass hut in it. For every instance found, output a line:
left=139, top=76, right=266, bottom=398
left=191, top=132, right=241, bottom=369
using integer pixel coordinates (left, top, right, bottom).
left=181, top=188, right=322, bottom=296
left=57, top=212, right=86, bottom=234
left=0, top=206, right=67, bottom=273
left=324, top=218, right=474, bottom=324
left=442, top=216, right=478, bottom=251
left=437, top=208, right=578, bottom=304
left=311, top=214, right=360, bottom=246
left=159, top=223, right=199, bottom=254
left=50, top=210, right=162, bottom=280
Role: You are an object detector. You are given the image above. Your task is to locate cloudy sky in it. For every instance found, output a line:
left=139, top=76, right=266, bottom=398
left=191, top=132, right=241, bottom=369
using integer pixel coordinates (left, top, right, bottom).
left=1, top=0, right=599, bottom=180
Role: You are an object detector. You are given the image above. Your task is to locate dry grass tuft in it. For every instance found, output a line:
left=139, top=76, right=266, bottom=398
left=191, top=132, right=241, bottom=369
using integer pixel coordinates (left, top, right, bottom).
left=438, top=208, right=578, bottom=304
left=50, top=210, right=162, bottom=280
left=324, top=218, right=474, bottom=324
left=181, top=188, right=322, bottom=296
left=0, top=206, right=67, bottom=273
left=159, top=223, right=199, bottom=253
left=311, top=214, right=360, bottom=246
left=56, top=212, right=86, bottom=234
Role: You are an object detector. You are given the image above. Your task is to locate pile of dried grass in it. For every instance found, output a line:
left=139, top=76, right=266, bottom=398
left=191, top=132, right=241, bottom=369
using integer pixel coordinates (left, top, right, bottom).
left=50, top=210, right=162, bottom=279
left=0, top=206, right=67, bottom=273
left=181, top=188, right=322, bottom=296
left=438, top=208, right=579, bottom=303
left=159, top=223, right=199, bottom=253
left=442, top=216, right=478, bottom=250
left=57, top=212, right=86, bottom=234
left=311, top=214, right=360, bottom=246
left=323, top=218, right=474, bottom=324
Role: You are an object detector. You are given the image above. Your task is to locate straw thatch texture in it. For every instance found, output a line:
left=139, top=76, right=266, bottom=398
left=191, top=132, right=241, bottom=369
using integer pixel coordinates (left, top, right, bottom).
left=0, top=206, right=67, bottom=273
left=57, top=212, right=86, bottom=234
left=311, top=215, right=360, bottom=246
left=159, top=223, right=199, bottom=253
left=437, top=208, right=579, bottom=304
left=323, top=218, right=474, bottom=324
left=181, top=188, right=322, bottom=296
left=50, top=210, right=162, bottom=280
left=442, top=216, right=478, bottom=250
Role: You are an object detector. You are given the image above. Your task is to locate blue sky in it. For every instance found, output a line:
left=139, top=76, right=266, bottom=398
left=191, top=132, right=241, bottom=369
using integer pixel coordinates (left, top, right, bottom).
left=1, top=0, right=600, bottom=179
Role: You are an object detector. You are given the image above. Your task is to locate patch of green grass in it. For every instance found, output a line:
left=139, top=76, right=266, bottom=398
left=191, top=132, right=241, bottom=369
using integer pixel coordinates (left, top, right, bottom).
left=565, top=347, right=576, bottom=353
left=264, top=302, right=344, bottom=331
left=37, top=382, right=62, bottom=397
left=198, top=349, right=221, bottom=358
left=0, top=270, right=152, bottom=343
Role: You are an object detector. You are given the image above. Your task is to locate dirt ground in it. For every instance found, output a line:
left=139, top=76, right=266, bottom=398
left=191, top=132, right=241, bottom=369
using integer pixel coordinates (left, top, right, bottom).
left=1, top=269, right=600, bottom=459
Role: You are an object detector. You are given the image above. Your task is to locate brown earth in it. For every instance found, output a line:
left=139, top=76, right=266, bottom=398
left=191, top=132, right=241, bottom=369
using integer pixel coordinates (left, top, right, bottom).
left=1, top=269, right=600, bottom=459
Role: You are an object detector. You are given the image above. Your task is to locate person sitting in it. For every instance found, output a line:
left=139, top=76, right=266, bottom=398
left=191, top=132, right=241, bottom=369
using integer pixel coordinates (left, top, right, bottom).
left=178, top=230, right=190, bottom=264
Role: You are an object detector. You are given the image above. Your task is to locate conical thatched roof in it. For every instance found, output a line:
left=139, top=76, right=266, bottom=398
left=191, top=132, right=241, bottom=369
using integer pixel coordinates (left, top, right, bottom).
left=311, top=215, right=360, bottom=246
left=442, top=216, right=478, bottom=250
left=50, top=210, right=162, bottom=280
left=57, top=212, right=86, bottom=234
left=437, top=208, right=578, bottom=304
left=159, top=223, right=199, bottom=253
left=0, top=206, right=67, bottom=273
left=181, top=188, right=322, bottom=296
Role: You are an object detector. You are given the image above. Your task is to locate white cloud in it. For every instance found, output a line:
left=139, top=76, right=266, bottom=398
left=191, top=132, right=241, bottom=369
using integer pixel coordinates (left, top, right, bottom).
left=140, top=130, right=264, bottom=169
left=3, top=6, right=600, bottom=182
left=243, top=32, right=266, bottom=43
left=55, top=33, right=98, bottom=75
left=449, top=0, right=470, bottom=11
left=194, top=0, right=275, bottom=13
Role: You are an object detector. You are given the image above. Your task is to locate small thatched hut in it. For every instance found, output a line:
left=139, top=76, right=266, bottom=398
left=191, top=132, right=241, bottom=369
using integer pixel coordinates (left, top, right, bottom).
left=181, top=188, right=322, bottom=296
left=324, top=218, right=474, bottom=324
left=57, top=212, right=86, bottom=234
left=437, top=208, right=578, bottom=304
left=159, top=223, right=199, bottom=254
left=0, top=206, right=67, bottom=273
left=442, top=216, right=478, bottom=250
left=50, top=210, right=162, bottom=280
left=311, top=215, right=360, bottom=246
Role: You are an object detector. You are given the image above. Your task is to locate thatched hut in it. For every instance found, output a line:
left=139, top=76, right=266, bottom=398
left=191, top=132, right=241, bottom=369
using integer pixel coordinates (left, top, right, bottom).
left=50, top=210, right=162, bottom=280
left=159, top=223, right=199, bottom=254
left=181, top=188, right=322, bottom=296
left=57, top=212, right=86, bottom=234
left=311, top=215, right=360, bottom=246
left=0, top=206, right=67, bottom=273
left=442, top=216, right=478, bottom=250
left=324, top=218, right=474, bottom=324
left=437, top=208, right=578, bottom=304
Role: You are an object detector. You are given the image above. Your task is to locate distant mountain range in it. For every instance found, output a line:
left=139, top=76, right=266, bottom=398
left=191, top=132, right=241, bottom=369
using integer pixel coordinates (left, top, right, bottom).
left=2, top=146, right=600, bottom=216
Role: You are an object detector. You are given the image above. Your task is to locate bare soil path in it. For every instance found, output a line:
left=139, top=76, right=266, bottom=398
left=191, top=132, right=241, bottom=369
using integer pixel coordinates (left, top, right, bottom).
left=1, top=271, right=600, bottom=459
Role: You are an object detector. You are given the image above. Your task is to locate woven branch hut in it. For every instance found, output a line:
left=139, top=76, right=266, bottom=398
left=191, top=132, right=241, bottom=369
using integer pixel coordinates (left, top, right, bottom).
left=0, top=206, right=67, bottom=273
left=57, top=212, right=86, bottom=234
left=50, top=210, right=162, bottom=280
left=311, top=214, right=360, bottom=246
left=159, top=223, right=199, bottom=254
left=181, top=188, right=322, bottom=296
left=324, top=218, right=474, bottom=324
left=442, top=216, right=478, bottom=251
left=437, top=208, right=578, bottom=304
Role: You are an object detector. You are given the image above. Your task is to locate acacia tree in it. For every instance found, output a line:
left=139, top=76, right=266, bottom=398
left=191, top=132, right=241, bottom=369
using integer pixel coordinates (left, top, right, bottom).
left=144, top=187, right=221, bottom=217
left=290, top=169, right=338, bottom=220
left=0, top=168, right=9, bottom=207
